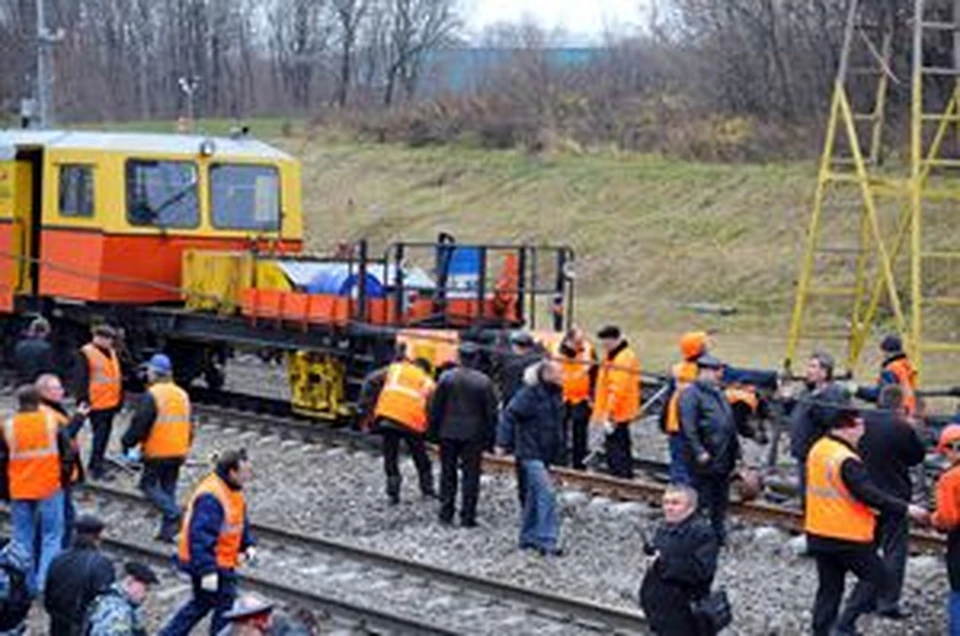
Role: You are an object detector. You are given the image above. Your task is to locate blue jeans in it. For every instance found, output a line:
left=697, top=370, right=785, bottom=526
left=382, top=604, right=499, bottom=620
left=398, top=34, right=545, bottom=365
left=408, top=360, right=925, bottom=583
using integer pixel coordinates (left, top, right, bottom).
left=951, top=591, right=960, bottom=636
left=667, top=435, right=691, bottom=484
left=11, top=490, right=64, bottom=594
left=139, top=461, right=182, bottom=538
left=519, top=460, right=559, bottom=552
left=161, top=570, right=237, bottom=636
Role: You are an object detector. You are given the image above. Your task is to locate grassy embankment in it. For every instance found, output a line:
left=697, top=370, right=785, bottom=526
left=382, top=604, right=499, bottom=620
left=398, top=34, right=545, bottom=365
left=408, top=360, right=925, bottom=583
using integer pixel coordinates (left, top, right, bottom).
left=92, top=119, right=945, bottom=381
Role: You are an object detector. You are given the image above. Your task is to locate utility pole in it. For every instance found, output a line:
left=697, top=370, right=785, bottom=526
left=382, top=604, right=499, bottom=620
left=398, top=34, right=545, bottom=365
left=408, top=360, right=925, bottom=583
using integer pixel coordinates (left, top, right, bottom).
left=178, top=76, right=201, bottom=133
left=35, top=0, right=64, bottom=129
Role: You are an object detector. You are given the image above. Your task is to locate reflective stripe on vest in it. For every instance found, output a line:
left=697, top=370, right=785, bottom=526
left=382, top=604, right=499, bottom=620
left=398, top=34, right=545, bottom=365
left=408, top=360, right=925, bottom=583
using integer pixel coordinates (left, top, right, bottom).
left=665, top=361, right=698, bottom=434
left=3, top=411, right=60, bottom=500
left=883, top=358, right=918, bottom=415
left=373, top=362, right=434, bottom=434
left=557, top=342, right=593, bottom=404
left=82, top=344, right=121, bottom=410
left=804, top=437, right=875, bottom=543
left=178, top=473, right=246, bottom=570
left=143, top=382, right=191, bottom=459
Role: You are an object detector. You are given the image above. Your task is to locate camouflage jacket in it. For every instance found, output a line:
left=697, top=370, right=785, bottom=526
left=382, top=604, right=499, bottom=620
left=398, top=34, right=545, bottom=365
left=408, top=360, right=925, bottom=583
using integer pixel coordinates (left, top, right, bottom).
left=84, top=585, right=146, bottom=636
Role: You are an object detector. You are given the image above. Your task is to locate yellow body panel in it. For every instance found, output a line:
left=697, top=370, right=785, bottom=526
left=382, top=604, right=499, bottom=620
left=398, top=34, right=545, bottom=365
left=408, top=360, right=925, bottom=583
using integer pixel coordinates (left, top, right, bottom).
left=12, top=161, right=33, bottom=293
left=182, top=250, right=255, bottom=313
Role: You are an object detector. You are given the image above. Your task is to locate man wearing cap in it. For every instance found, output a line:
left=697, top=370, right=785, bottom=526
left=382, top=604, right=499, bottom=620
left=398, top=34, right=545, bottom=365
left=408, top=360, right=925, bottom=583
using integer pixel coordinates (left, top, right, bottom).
left=121, top=354, right=192, bottom=543
left=931, top=424, right=960, bottom=634
left=430, top=343, right=499, bottom=527
left=555, top=327, right=596, bottom=471
left=591, top=326, right=640, bottom=479
left=499, top=331, right=545, bottom=505
left=805, top=408, right=928, bottom=636
left=74, top=325, right=123, bottom=480
left=84, top=562, right=157, bottom=636
left=13, top=316, right=54, bottom=385
left=217, top=594, right=275, bottom=635
left=676, top=354, right=740, bottom=544
left=45, top=514, right=116, bottom=636
left=854, top=334, right=919, bottom=416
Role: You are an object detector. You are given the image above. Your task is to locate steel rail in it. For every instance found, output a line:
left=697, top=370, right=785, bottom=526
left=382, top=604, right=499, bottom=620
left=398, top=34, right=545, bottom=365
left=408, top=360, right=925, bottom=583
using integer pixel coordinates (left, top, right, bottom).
left=190, top=396, right=947, bottom=552
left=83, top=482, right=649, bottom=634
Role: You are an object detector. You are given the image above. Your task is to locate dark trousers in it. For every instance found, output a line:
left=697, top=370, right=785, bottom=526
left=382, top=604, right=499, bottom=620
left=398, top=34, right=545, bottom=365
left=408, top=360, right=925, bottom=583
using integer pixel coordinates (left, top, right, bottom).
left=87, top=409, right=116, bottom=478
left=604, top=425, right=634, bottom=478
left=62, top=486, right=75, bottom=550
left=693, top=472, right=731, bottom=544
left=515, top=461, right=527, bottom=507
left=382, top=427, right=433, bottom=500
left=139, top=461, right=182, bottom=539
left=439, top=439, right=483, bottom=525
left=812, top=546, right=887, bottom=636
left=855, top=512, right=908, bottom=613
left=564, top=401, right=591, bottom=470
left=161, top=571, right=238, bottom=636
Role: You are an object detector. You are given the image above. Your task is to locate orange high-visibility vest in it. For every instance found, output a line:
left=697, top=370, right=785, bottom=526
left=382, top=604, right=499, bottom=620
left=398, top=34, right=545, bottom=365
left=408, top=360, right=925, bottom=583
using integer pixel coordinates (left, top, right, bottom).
left=3, top=411, right=60, bottom=500
left=557, top=342, right=593, bottom=405
left=665, top=361, right=698, bottom=434
left=883, top=357, right=918, bottom=415
left=179, top=473, right=246, bottom=570
left=373, top=362, right=435, bottom=434
left=40, top=404, right=81, bottom=484
left=82, top=344, right=121, bottom=410
left=804, top=436, right=876, bottom=543
left=592, top=346, right=641, bottom=425
left=143, top=382, right=192, bottom=459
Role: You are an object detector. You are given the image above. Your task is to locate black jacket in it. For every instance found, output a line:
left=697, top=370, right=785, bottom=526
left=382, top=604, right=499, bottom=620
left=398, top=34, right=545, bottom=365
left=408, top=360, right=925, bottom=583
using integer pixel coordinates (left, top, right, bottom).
left=858, top=412, right=926, bottom=501
left=678, top=380, right=739, bottom=475
left=44, top=538, right=116, bottom=636
left=496, top=366, right=564, bottom=464
left=13, top=336, right=54, bottom=385
left=640, top=515, right=719, bottom=635
left=42, top=399, right=87, bottom=485
left=788, top=382, right=848, bottom=460
left=430, top=366, right=499, bottom=444
left=499, top=349, right=543, bottom=404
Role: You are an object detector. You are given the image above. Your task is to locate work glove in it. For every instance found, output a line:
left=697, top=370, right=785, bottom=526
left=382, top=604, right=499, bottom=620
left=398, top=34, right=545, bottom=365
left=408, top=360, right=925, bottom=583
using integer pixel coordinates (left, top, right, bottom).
left=243, top=546, right=258, bottom=565
left=602, top=420, right=615, bottom=436
left=122, top=447, right=142, bottom=463
left=200, top=572, right=219, bottom=592
left=842, top=380, right=859, bottom=396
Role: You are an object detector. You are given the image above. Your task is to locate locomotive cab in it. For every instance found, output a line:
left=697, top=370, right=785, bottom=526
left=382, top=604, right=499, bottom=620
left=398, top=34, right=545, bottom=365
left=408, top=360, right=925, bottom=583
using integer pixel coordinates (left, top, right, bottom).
left=0, top=130, right=303, bottom=310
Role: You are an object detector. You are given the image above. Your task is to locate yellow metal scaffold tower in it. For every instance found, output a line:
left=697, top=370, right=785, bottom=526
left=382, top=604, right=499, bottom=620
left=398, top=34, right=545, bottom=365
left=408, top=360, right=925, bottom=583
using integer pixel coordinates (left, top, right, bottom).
left=787, top=0, right=960, bottom=383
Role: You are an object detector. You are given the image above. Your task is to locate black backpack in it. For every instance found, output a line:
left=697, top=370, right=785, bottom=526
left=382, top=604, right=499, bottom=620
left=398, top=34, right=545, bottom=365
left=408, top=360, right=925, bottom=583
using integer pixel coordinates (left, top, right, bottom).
left=0, top=562, right=31, bottom=631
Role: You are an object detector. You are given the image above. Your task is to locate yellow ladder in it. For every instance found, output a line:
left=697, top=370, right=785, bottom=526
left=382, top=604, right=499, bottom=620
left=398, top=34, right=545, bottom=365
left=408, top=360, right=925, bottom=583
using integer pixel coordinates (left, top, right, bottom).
left=787, top=0, right=960, bottom=383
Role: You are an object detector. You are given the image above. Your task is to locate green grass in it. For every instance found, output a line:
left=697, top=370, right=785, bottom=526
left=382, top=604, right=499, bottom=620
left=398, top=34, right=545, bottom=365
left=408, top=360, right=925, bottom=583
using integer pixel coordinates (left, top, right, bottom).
left=75, top=121, right=960, bottom=383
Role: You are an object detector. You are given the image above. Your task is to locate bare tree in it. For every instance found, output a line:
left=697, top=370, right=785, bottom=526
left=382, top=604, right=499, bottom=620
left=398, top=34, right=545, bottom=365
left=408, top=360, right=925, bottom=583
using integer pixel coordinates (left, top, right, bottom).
left=333, top=0, right=369, bottom=107
left=381, top=0, right=459, bottom=107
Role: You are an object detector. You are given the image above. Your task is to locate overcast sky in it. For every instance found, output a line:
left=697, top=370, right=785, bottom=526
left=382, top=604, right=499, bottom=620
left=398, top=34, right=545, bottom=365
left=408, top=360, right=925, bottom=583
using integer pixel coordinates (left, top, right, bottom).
left=466, top=0, right=649, bottom=43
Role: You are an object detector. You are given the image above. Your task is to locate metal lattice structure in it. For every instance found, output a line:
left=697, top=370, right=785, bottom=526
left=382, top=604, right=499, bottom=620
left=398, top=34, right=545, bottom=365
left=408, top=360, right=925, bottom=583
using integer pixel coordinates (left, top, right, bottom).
left=787, top=0, right=960, bottom=382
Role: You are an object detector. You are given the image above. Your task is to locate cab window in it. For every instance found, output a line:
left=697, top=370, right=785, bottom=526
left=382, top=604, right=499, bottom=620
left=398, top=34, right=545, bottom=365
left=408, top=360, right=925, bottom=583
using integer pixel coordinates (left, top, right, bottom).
left=210, top=164, right=280, bottom=231
left=58, top=165, right=94, bottom=217
left=126, top=160, right=199, bottom=228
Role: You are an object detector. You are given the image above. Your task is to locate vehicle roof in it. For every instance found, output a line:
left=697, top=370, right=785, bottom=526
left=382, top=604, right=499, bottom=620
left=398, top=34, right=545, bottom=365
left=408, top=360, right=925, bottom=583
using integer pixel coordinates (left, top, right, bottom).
left=0, top=129, right=293, bottom=161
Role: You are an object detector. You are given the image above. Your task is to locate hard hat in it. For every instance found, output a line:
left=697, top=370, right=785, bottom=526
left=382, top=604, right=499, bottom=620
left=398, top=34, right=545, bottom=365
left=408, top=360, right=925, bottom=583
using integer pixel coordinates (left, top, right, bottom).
left=938, top=424, right=960, bottom=454
left=680, top=331, right=709, bottom=360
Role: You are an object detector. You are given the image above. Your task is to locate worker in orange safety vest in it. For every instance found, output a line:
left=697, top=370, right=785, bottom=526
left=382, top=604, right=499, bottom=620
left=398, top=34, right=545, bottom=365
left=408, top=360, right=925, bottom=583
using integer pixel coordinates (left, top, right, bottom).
left=659, top=331, right=708, bottom=484
left=122, top=354, right=192, bottom=543
left=0, top=385, right=74, bottom=593
left=591, top=325, right=640, bottom=479
left=73, top=324, right=123, bottom=480
left=367, top=354, right=437, bottom=504
left=804, top=407, right=928, bottom=636
left=555, top=327, right=596, bottom=470
left=165, top=449, right=256, bottom=636
left=853, top=334, right=919, bottom=416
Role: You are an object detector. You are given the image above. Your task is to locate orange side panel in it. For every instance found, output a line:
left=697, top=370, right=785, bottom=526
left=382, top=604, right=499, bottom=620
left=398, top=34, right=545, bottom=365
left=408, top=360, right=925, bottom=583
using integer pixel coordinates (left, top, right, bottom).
left=306, top=294, right=349, bottom=326
left=39, top=230, right=104, bottom=300
left=40, top=229, right=302, bottom=304
left=0, top=222, right=14, bottom=312
left=281, top=292, right=310, bottom=323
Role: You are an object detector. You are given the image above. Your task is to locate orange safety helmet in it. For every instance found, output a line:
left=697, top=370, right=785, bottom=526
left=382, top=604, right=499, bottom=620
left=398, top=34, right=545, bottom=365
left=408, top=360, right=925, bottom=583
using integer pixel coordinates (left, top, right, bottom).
left=938, top=424, right=960, bottom=454
left=679, top=331, right=709, bottom=361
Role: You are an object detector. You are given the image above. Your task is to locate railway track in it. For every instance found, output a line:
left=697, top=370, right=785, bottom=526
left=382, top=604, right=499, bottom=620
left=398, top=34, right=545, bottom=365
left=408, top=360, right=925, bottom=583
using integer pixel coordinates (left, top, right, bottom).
left=78, top=482, right=649, bottom=635
left=190, top=390, right=947, bottom=552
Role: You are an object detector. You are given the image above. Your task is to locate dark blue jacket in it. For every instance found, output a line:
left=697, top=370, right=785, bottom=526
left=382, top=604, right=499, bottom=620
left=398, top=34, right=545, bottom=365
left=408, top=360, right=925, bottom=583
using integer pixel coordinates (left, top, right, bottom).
left=678, top=380, right=740, bottom=475
left=182, top=469, right=255, bottom=576
left=856, top=353, right=907, bottom=403
left=497, top=367, right=564, bottom=465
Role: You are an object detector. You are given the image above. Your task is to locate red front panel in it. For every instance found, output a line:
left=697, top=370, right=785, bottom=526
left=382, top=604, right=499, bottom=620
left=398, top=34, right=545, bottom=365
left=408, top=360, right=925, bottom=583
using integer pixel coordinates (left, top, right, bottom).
left=40, top=228, right=302, bottom=303
left=0, top=221, right=15, bottom=313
